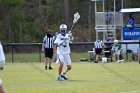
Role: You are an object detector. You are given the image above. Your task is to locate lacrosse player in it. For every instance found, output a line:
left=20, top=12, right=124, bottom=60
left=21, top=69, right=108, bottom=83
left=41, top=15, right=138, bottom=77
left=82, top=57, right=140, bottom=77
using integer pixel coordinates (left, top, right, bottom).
left=54, top=24, right=73, bottom=81
left=127, top=14, right=134, bottom=28
left=0, top=42, right=7, bottom=93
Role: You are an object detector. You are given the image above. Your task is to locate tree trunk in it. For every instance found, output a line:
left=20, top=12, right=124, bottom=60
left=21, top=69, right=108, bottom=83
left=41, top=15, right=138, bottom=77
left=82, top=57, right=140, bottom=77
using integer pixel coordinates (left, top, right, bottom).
left=64, top=0, right=70, bottom=25
left=88, top=1, right=92, bottom=41
left=19, top=22, right=22, bottom=43
left=38, top=0, right=43, bottom=23
left=8, top=7, right=12, bottom=43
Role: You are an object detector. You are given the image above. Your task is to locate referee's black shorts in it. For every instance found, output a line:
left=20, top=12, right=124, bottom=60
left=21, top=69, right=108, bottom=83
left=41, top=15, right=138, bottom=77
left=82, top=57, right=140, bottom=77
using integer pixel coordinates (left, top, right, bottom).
left=45, top=48, right=53, bottom=58
left=95, top=48, right=102, bottom=55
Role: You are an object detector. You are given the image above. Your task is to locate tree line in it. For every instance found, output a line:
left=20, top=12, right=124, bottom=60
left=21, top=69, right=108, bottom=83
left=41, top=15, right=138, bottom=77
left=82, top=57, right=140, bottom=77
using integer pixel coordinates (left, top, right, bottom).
left=0, top=0, right=139, bottom=43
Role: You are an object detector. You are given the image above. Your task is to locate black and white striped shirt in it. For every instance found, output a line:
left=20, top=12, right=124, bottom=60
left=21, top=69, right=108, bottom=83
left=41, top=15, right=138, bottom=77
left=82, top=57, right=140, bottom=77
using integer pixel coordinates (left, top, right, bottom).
left=43, top=36, right=54, bottom=49
left=94, top=40, right=104, bottom=49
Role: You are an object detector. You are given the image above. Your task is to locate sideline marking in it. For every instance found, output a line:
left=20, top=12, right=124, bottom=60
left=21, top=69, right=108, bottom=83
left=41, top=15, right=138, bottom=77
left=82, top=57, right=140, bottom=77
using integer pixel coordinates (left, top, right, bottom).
left=120, top=90, right=140, bottom=93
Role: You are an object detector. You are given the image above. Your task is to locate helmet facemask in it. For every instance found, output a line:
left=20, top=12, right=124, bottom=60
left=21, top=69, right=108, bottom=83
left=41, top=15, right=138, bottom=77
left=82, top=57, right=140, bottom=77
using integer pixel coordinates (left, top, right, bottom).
left=60, top=24, right=67, bottom=36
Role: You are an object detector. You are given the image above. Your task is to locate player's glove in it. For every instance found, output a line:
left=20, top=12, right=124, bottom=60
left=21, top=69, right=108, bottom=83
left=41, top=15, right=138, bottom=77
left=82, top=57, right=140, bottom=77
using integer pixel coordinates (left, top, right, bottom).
left=62, top=42, right=67, bottom=47
left=68, top=31, right=72, bottom=37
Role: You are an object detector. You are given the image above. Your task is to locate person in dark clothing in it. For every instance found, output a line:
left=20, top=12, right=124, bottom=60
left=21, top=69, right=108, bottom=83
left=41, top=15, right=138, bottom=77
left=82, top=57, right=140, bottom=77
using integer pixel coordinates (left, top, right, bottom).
left=42, top=30, right=54, bottom=70
left=94, top=37, right=104, bottom=63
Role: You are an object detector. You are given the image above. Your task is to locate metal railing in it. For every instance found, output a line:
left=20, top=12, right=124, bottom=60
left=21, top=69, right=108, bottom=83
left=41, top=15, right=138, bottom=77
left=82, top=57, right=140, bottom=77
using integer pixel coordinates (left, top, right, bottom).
left=2, top=41, right=140, bottom=63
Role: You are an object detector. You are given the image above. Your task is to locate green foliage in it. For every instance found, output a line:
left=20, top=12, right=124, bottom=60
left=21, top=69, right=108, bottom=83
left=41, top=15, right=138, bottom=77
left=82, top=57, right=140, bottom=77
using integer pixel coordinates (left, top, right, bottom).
left=0, top=0, right=24, bottom=7
left=1, top=0, right=140, bottom=43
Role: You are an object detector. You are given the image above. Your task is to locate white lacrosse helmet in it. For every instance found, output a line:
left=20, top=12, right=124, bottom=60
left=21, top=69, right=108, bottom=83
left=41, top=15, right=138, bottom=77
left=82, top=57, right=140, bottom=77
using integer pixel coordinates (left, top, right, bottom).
left=114, top=39, right=118, bottom=43
left=59, top=24, right=67, bottom=31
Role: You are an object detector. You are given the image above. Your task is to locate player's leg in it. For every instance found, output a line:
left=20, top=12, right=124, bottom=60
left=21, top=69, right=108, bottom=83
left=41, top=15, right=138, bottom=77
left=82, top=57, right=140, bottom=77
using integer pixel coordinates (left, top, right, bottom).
left=57, top=54, right=64, bottom=80
left=0, top=84, right=6, bottom=93
left=57, top=62, right=64, bottom=81
left=116, top=52, right=120, bottom=63
left=0, top=79, right=6, bottom=93
left=59, top=62, right=64, bottom=75
left=61, top=54, right=72, bottom=80
left=118, top=50, right=125, bottom=63
left=61, top=65, right=71, bottom=80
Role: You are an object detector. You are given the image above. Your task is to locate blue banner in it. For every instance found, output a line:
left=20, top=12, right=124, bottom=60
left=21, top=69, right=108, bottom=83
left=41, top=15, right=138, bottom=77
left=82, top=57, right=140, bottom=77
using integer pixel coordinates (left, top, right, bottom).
left=123, top=27, right=140, bottom=40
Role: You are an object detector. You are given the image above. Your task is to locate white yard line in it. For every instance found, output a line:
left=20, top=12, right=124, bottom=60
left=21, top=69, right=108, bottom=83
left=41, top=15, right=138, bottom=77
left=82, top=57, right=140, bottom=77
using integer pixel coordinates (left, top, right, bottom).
left=120, top=90, right=140, bottom=93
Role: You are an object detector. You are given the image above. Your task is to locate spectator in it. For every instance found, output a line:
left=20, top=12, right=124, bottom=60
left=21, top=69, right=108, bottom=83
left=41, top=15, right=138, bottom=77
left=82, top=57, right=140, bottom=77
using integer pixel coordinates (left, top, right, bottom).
left=94, top=37, right=104, bottom=63
left=104, top=38, right=113, bottom=62
left=127, top=14, right=134, bottom=28
left=42, top=30, right=54, bottom=70
left=105, top=10, right=113, bottom=25
left=112, top=40, right=124, bottom=63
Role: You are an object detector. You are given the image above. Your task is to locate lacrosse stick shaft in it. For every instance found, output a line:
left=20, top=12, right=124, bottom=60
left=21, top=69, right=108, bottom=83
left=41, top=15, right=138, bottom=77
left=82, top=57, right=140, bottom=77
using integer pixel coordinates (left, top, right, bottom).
left=70, top=23, right=75, bottom=31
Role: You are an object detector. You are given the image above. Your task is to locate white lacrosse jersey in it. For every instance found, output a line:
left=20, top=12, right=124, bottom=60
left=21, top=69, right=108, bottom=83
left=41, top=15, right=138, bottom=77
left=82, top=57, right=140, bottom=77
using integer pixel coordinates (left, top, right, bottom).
left=0, top=43, right=5, bottom=61
left=54, top=34, right=71, bottom=54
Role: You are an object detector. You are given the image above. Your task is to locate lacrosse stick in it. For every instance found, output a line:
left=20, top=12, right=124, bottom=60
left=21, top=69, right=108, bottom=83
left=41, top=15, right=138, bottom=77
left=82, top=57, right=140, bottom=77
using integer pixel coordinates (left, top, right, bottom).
left=55, top=12, right=80, bottom=48
left=69, top=12, right=80, bottom=33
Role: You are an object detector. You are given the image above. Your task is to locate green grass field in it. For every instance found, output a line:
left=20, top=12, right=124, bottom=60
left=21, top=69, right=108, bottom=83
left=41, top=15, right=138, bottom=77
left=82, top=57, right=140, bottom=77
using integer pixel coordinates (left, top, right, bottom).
left=0, top=62, right=140, bottom=93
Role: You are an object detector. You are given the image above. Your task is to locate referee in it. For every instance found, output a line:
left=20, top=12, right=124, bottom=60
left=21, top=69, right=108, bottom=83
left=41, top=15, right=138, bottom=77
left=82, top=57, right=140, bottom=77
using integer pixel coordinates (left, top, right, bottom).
left=94, top=37, right=104, bottom=63
left=42, top=30, right=54, bottom=70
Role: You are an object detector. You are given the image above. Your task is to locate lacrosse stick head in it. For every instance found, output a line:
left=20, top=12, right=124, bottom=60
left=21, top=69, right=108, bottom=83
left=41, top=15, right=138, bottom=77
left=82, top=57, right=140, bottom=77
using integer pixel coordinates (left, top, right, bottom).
left=73, top=12, right=80, bottom=24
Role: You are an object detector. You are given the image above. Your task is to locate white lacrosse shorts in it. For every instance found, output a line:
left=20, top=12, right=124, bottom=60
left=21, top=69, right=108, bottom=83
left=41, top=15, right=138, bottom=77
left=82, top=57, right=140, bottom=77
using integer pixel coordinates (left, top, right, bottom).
left=56, top=54, right=71, bottom=65
left=114, top=50, right=121, bottom=55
